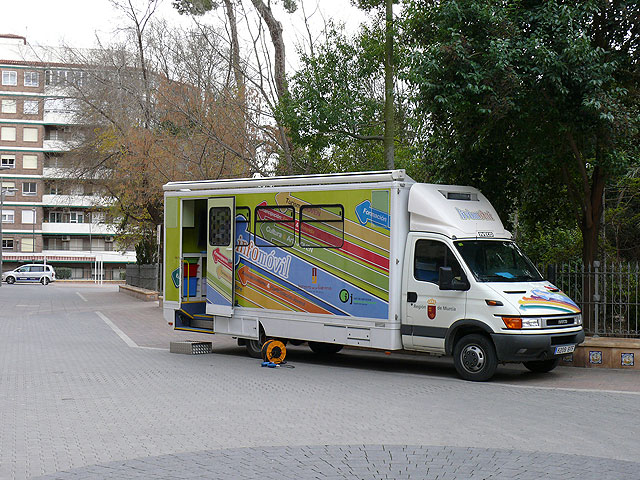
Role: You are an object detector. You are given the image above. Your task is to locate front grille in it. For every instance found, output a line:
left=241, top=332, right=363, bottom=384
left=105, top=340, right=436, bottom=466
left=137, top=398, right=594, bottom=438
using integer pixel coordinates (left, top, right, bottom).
left=546, top=317, right=575, bottom=327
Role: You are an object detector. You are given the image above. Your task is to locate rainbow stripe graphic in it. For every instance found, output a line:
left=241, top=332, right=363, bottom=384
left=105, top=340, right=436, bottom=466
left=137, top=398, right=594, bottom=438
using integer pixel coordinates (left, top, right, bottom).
left=518, top=288, right=581, bottom=314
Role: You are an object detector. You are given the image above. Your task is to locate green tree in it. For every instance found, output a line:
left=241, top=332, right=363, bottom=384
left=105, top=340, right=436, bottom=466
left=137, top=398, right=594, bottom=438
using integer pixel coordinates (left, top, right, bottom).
left=282, top=22, right=417, bottom=174
left=402, top=0, right=639, bottom=266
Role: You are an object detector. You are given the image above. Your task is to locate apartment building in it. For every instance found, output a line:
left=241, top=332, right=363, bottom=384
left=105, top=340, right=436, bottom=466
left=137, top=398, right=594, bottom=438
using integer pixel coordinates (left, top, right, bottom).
left=0, top=34, right=135, bottom=279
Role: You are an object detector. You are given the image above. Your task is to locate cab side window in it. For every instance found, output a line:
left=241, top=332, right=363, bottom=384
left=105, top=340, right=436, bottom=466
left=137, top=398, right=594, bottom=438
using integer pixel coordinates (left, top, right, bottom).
left=414, top=239, right=463, bottom=284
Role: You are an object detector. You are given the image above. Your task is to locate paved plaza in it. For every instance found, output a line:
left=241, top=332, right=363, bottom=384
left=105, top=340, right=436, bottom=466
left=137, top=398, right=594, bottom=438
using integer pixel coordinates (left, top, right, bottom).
left=1, top=284, right=639, bottom=479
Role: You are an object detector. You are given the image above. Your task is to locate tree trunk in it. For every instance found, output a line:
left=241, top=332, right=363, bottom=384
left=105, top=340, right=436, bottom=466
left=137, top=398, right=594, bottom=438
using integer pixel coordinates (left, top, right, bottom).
left=249, top=0, right=294, bottom=173
left=580, top=166, right=606, bottom=266
left=383, top=0, right=394, bottom=169
left=223, top=0, right=243, bottom=95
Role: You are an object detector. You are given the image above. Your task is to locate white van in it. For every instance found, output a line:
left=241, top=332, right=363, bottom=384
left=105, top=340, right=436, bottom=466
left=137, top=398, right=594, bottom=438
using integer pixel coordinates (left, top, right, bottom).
left=3, top=264, right=56, bottom=285
left=163, top=170, right=584, bottom=381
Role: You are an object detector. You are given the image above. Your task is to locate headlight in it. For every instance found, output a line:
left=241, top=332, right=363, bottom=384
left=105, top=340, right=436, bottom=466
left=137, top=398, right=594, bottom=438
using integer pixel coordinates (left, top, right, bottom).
left=521, top=318, right=541, bottom=329
left=575, top=314, right=582, bottom=325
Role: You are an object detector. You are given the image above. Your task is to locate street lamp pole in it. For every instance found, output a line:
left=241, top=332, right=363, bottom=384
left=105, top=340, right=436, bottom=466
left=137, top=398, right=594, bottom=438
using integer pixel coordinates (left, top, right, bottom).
left=0, top=165, right=17, bottom=287
left=32, top=207, right=36, bottom=262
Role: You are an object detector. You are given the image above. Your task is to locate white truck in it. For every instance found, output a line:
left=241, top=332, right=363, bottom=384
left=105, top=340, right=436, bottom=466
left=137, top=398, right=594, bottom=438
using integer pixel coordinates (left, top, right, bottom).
left=163, top=170, right=584, bottom=381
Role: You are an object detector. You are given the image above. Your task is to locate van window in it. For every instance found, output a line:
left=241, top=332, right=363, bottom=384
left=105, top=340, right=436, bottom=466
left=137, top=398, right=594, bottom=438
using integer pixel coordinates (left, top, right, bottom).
left=254, top=206, right=295, bottom=247
left=414, top=239, right=463, bottom=284
left=299, top=204, right=344, bottom=248
left=209, top=206, right=232, bottom=246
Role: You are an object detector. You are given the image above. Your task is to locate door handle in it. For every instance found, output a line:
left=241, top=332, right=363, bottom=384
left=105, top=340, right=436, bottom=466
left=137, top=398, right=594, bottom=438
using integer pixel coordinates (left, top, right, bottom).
left=407, top=291, right=417, bottom=303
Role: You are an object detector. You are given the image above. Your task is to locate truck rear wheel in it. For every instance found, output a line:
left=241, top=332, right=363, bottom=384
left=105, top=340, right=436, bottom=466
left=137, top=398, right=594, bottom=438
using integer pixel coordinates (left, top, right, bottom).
left=308, top=342, right=343, bottom=355
left=523, top=358, right=560, bottom=373
left=246, top=338, right=264, bottom=358
left=453, top=334, right=498, bottom=382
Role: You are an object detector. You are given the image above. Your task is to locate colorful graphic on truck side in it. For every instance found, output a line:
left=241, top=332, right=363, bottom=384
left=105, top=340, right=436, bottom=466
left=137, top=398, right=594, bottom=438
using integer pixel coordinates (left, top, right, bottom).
left=164, top=188, right=391, bottom=319
left=232, top=190, right=390, bottom=319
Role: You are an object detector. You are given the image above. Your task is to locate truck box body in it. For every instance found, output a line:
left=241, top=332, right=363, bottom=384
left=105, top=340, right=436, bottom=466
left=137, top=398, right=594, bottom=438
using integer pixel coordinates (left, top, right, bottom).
left=163, top=170, right=584, bottom=381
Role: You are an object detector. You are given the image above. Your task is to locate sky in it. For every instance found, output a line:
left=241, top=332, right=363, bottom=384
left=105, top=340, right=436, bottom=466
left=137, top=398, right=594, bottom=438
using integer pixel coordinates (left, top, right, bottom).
left=1, top=0, right=369, bottom=65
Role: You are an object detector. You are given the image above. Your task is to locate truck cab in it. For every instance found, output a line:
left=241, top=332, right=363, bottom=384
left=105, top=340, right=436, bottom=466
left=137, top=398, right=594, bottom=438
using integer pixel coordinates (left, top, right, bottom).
left=401, top=184, right=584, bottom=380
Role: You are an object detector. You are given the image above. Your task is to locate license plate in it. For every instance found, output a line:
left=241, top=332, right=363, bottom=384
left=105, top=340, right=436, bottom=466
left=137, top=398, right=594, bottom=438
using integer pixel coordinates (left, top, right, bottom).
left=554, top=345, right=576, bottom=355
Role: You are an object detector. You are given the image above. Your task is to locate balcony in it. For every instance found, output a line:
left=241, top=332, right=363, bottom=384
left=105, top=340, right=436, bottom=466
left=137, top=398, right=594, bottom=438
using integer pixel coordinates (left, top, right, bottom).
left=43, top=139, right=82, bottom=152
left=42, top=222, right=116, bottom=235
left=43, top=167, right=110, bottom=180
left=43, top=167, right=74, bottom=178
left=42, top=194, right=109, bottom=207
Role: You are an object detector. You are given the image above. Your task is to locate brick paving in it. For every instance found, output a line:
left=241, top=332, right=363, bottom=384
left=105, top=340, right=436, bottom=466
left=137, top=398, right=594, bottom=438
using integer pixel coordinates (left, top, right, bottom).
left=1, top=283, right=640, bottom=479
left=33, top=445, right=640, bottom=480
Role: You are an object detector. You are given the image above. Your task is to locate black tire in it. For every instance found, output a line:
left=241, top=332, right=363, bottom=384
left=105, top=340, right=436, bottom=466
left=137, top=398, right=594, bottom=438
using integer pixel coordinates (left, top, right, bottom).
left=6, top=276, right=15, bottom=285
left=308, top=341, right=343, bottom=355
left=41, top=277, right=49, bottom=285
left=453, top=334, right=498, bottom=382
left=245, top=327, right=266, bottom=358
left=523, top=358, right=560, bottom=373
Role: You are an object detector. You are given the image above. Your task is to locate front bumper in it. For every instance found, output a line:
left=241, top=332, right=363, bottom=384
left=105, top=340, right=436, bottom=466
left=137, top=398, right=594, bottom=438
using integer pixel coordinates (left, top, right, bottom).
left=491, top=329, right=585, bottom=363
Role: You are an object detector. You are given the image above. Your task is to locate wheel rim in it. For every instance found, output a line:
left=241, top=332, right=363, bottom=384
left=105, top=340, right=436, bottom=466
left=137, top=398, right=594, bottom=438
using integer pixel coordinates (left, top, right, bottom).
left=460, top=344, right=486, bottom=373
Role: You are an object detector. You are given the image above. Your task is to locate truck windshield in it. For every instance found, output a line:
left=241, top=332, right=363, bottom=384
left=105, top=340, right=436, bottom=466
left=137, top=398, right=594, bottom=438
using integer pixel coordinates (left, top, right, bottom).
left=454, top=240, right=543, bottom=282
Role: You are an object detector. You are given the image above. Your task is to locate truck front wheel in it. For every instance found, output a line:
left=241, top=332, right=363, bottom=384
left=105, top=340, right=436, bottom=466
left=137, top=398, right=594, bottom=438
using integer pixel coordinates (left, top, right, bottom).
left=523, top=358, right=560, bottom=373
left=453, top=334, right=498, bottom=382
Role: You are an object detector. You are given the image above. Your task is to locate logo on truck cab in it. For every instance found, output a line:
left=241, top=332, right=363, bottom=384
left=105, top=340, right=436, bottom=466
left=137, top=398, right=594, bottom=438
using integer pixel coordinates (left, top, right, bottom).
left=455, top=208, right=495, bottom=221
left=427, top=298, right=436, bottom=319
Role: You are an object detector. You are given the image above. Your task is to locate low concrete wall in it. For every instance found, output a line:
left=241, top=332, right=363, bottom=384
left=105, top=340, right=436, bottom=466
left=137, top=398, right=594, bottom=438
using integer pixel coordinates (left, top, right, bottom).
left=566, top=337, right=640, bottom=370
left=126, top=264, right=159, bottom=291
left=119, top=284, right=158, bottom=301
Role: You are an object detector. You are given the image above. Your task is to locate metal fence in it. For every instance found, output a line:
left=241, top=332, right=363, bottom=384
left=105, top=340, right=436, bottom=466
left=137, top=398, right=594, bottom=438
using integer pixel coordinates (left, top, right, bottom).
left=545, top=262, right=640, bottom=338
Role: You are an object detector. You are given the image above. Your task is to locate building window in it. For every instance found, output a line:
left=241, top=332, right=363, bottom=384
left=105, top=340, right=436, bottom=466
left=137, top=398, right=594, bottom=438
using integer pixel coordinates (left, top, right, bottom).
left=47, top=184, right=61, bottom=195
left=1, top=99, right=17, bottom=113
left=69, top=184, right=84, bottom=195
left=1, top=210, right=14, bottom=223
left=1, top=127, right=16, bottom=141
left=49, top=212, right=62, bottom=223
left=24, top=71, right=39, bottom=87
left=23, top=100, right=39, bottom=114
left=2, top=238, right=13, bottom=250
left=22, top=182, right=37, bottom=196
left=21, top=237, right=34, bottom=252
left=69, top=212, right=84, bottom=223
left=23, top=127, right=38, bottom=142
left=22, top=209, right=35, bottom=224
left=1, top=155, right=15, bottom=168
left=1, top=181, right=16, bottom=196
left=91, top=212, right=105, bottom=223
left=22, top=155, right=38, bottom=169
left=2, top=70, right=17, bottom=86
left=45, top=127, right=67, bottom=141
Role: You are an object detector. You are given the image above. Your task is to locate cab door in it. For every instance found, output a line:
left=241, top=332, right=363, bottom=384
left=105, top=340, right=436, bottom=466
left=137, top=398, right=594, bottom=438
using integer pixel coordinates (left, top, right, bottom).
left=402, top=234, right=467, bottom=352
left=206, top=197, right=235, bottom=316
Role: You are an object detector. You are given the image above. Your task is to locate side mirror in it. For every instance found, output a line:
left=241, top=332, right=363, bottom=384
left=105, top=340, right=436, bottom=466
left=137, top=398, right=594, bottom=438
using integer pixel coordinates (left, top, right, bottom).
left=439, top=266, right=470, bottom=291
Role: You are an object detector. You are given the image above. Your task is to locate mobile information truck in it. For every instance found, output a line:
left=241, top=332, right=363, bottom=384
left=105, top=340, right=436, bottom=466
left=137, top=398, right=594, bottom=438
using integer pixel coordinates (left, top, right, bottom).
left=163, top=170, right=584, bottom=381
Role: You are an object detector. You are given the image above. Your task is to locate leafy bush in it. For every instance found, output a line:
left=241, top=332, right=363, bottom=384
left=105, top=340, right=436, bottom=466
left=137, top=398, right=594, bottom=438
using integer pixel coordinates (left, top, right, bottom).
left=56, top=267, right=72, bottom=280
